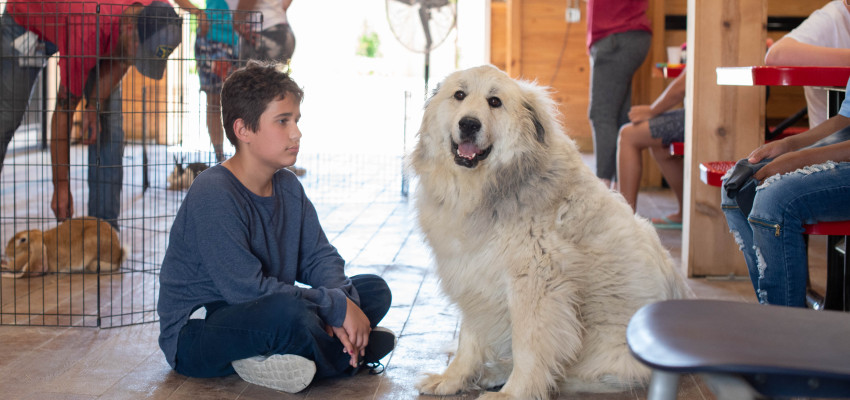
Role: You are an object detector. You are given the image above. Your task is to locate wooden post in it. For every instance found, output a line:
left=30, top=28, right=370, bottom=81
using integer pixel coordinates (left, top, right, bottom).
left=635, top=0, right=669, bottom=188
left=506, top=0, right=522, bottom=78
left=684, top=0, right=767, bottom=276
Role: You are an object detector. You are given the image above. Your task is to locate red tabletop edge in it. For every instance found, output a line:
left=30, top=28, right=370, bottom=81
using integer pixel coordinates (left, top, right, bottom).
left=664, top=65, right=684, bottom=79
left=751, top=66, right=850, bottom=87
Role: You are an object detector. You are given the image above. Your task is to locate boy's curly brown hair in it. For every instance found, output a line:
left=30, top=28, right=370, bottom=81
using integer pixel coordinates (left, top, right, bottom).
left=221, top=60, right=304, bottom=148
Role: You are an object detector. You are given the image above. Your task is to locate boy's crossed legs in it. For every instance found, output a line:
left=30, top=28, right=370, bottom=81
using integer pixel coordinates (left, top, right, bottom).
left=174, top=274, right=393, bottom=392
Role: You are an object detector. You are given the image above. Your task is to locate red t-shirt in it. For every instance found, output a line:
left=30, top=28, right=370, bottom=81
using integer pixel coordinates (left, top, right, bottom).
left=8, top=0, right=155, bottom=97
left=586, top=0, right=651, bottom=52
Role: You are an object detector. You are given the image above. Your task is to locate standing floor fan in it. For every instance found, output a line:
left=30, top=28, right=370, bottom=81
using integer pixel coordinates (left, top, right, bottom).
left=386, top=0, right=457, bottom=95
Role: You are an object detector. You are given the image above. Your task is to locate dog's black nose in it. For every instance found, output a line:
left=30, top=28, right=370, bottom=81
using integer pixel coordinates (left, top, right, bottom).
left=458, top=117, right=481, bottom=140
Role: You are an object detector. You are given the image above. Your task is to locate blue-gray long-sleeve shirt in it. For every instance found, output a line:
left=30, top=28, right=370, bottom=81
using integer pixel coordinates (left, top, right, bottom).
left=157, top=165, right=355, bottom=368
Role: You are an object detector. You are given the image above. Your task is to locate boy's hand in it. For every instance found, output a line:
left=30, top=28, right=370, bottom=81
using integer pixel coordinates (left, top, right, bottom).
left=332, top=297, right=371, bottom=368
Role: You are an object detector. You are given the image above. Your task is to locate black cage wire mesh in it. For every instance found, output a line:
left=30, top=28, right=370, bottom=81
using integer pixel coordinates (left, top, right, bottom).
left=0, top=3, right=409, bottom=328
left=0, top=3, right=261, bottom=328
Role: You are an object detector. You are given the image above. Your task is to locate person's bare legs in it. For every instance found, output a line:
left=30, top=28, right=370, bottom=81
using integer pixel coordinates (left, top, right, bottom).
left=649, top=145, right=684, bottom=223
left=206, top=92, right=225, bottom=163
left=616, top=121, right=650, bottom=211
left=617, top=121, right=683, bottom=222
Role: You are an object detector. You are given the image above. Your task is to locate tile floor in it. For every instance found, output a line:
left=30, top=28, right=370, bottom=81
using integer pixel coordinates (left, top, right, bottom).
left=0, top=149, right=817, bottom=399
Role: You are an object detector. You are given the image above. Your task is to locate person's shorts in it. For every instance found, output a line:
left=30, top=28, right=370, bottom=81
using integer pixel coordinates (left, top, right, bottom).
left=194, top=36, right=239, bottom=93
left=648, top=108, right=685, bottom=146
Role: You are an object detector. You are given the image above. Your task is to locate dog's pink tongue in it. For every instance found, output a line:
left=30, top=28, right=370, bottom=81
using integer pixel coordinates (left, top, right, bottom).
left=458, top=142, right=481, bottom=159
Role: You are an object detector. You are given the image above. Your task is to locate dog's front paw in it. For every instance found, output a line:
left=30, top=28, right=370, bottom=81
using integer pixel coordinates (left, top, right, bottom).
left=417, top=372, right=473, bottom=396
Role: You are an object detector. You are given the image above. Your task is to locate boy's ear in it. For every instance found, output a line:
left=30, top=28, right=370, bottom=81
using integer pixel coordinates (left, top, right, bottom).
left=233, top=119, right=252, bottom=144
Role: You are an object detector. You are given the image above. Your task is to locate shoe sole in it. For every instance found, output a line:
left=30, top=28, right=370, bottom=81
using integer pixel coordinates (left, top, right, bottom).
left=232, top=354, right=316, bottom=393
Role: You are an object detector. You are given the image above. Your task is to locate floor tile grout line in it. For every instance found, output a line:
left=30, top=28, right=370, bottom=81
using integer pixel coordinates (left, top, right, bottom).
left=344, top=201, right=407, bottom=266
left=383, top=266, right=431, bottom=373
left=391, top=220, right=418, bottom=266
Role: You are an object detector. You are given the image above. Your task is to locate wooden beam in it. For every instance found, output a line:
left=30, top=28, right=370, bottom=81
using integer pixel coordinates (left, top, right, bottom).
left=506, top=0, right=522, bottom=78
left=683, top=0, right=766, bottom=277
left=637, top=0, right=670, bottom=188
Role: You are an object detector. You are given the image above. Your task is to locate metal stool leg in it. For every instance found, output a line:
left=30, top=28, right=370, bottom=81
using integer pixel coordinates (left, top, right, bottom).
left=699, top=373, right=760, bottom=400
left=647, top=370, right=680, bottom=400
left=825, top=235, right=845, bottom=310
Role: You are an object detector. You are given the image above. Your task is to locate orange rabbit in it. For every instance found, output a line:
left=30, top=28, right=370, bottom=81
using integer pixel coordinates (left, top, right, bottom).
left=3, top=217, right=124, bottom=278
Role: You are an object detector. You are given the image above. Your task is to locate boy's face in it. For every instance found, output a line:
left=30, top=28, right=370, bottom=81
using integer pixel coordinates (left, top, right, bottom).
left=246, top=96, right=302, bottom=169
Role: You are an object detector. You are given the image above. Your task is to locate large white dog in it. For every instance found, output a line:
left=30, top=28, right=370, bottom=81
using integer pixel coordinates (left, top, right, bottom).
left=411, top=65, right=687, bottom=400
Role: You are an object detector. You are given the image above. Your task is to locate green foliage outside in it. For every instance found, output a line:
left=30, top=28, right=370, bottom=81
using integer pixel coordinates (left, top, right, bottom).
left=357, top=31, right=381, bottom=58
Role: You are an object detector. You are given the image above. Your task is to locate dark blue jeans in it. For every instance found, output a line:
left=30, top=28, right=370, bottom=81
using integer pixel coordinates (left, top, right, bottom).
left=721, top=128, right=850, bottom=306
left=173, top=274, right=391, bottom=379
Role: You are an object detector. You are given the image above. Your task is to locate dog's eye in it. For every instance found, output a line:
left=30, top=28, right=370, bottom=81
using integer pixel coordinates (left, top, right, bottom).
left=454, top=91, right=466, bottom=101
left=488, top=97, right=502, bottom=108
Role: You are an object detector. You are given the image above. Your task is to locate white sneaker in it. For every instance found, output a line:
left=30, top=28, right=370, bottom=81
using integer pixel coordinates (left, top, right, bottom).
left=232, top=354, right=316, bottom=393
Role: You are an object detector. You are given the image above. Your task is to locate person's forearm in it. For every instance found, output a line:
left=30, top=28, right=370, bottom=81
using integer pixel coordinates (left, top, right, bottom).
left=785, top=139, right=850, bottom=174
left=282, top=0, right=292, bottom=11
left=236, top=0, right=257, bottom=12
left=51, top=90, right=79, bottom=188
left=786, top=114, right=850, bottom=150
left=650, top=71, right=687, bottom=115
left=765, top=37, right=850, bottom=67
left=806, top=139, right=850, bottom=164
left=88, top=61, right=128, bottom=108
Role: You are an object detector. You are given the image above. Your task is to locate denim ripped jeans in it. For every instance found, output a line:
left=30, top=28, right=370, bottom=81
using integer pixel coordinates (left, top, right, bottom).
left=722, top=160, right=850, bottom=307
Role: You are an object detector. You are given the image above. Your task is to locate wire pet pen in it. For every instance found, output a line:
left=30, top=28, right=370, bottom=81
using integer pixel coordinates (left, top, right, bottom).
left=0, top=2, right=257, bottom=327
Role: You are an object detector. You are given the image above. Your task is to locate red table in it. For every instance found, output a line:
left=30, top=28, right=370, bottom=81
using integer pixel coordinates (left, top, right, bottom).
left=718, top=65, right=850, bottom=116
left=656, top=62, right=684, bottom=79
left=706, top=66, right=850, bottom=184
left=716, top=65, right=850, bottom=87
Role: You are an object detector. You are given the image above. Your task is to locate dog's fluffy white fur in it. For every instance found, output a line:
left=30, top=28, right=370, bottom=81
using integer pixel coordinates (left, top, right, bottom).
left=411, top=65, right=687, bottom=400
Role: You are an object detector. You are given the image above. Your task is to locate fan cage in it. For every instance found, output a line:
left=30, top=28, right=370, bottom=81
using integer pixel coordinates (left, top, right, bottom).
left=385, top=0, right=457, bottom=54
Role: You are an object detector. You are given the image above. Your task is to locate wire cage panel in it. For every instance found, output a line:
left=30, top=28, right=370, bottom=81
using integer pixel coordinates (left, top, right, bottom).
left=0, top=2, right=259, bottom=327
left=1, top=1, right=412, bottom=328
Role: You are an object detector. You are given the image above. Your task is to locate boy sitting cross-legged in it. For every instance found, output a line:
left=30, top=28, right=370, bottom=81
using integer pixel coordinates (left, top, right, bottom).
left=157, top=60, right=395, bottom=393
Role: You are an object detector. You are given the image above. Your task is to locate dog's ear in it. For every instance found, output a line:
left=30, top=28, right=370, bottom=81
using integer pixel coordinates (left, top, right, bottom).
left=523, top=101, right=546, bottom=144
left=423, top=81, right=442, bottom=110
left=520, top=80, right=562, bottom=146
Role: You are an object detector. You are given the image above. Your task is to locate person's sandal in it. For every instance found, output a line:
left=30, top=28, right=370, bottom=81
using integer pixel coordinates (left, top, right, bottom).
left=651, top=216, right=682, bottom=230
